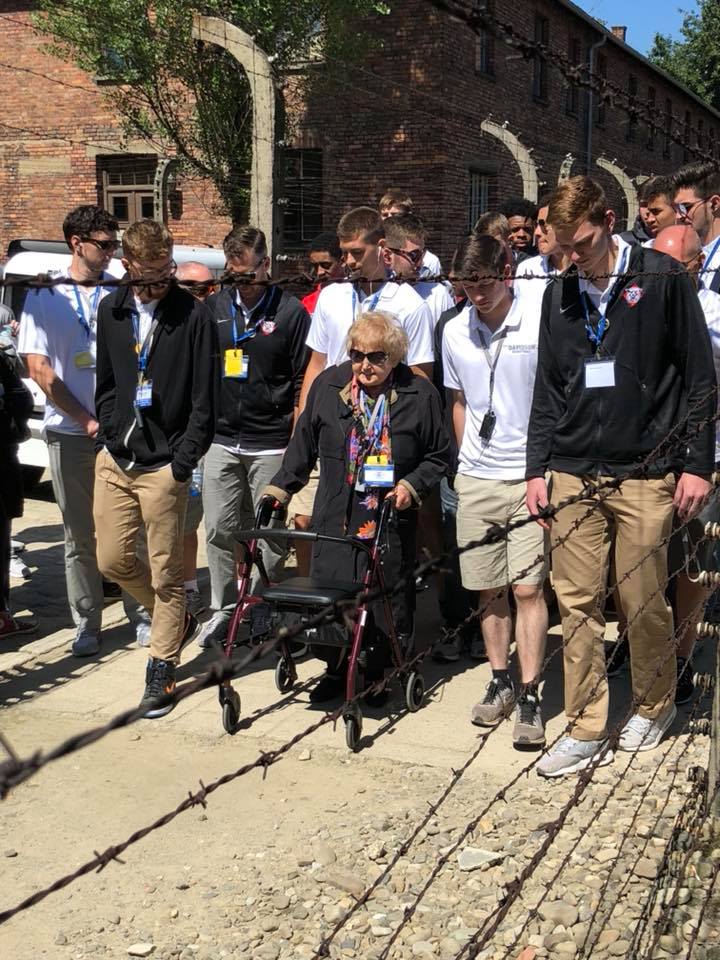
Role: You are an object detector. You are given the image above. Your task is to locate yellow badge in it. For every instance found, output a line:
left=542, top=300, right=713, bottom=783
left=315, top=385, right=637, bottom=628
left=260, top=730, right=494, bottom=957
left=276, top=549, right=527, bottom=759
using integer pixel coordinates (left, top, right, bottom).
left=224, top=348, right=243, bottom=378
left=74, top=350, right=94, bottom=369
left=365, top=454, right=389, bottom=466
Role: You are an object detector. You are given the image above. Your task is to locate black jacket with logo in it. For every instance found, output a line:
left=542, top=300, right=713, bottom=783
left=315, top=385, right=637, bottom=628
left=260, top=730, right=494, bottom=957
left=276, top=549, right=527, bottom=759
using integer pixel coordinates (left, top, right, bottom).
left=526, top=245, right=716, bottom=479
left=207, top=286, right=310, bottom=451
left=95, top=281, right=219, bottom=481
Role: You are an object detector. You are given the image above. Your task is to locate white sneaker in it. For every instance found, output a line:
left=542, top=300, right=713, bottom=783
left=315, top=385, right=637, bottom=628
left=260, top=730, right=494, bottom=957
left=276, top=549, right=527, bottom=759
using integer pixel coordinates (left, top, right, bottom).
left=618, top=703, right=677, bottom=753
left=197, top=611, right=230, bottom=648
left=537, top=736, right=614, bottom=778
left=135, top=621, right=151, bottom=648
left=9, top=555, right=31, bottom=580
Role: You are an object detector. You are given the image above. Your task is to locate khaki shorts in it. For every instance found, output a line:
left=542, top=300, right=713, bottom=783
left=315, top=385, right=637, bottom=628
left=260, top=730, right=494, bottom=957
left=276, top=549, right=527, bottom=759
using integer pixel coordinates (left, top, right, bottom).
left=455, top=474, right=548, bottom=590
left=290, top=466, right=320, bottom=518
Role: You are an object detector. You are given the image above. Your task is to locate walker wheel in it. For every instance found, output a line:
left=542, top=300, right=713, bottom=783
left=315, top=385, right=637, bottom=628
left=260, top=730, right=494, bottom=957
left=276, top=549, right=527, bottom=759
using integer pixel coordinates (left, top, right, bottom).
left=405, top=672, right=426, bottom=713
left=221, top=691, right=241, bottom=734
left=274, top=657, right=295, bottom=694
left=345, top=713, right=362, bottom=752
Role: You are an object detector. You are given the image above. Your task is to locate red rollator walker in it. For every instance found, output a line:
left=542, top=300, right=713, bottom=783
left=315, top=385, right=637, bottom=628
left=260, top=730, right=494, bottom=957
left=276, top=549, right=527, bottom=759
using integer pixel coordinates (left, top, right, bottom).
left=217, top=496, right=426, bottom=750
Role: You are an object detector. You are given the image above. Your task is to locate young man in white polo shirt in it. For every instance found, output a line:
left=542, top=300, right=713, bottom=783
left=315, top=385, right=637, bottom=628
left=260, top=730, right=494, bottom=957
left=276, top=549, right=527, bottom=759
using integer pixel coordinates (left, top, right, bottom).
left=381, top=213, right=455, bottom=325
left=673, top=161, right=720, bottom=294
left=514, top=197, right=570, bottom=315
left=443, top=234, right=548, bottom=748
left=18, top=205, right=148, bottom=656
left=294, top=206, right=434, bottom=537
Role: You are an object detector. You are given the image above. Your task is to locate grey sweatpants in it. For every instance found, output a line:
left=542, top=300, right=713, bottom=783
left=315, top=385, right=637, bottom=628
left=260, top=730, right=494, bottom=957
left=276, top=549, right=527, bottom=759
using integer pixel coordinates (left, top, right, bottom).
left=202, top=443, right=286, bottom=611
left=46, top=430, right=147, bottom=632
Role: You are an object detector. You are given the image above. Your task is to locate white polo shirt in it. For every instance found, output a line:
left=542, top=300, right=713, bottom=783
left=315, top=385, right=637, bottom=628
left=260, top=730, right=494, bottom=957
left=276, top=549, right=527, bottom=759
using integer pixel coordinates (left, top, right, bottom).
left=443, top=296, right=540, bottom=480
left=18, top=275, right=113, bottom=435
left=701, top=236, right=720, bottom=292
left=306, top=280, right=434, bottom=368
left=513, top=254, right=561, bottom=319
left=420, top=249, right=442, bottom=280
left=699, top=287, right=720, bottom=461
left=415, top=280, right=456, bottom=326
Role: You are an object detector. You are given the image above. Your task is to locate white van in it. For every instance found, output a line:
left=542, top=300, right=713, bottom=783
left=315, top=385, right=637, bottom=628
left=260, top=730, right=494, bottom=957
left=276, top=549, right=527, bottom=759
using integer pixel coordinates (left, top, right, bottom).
left=3, top=239, right=226, bottom=480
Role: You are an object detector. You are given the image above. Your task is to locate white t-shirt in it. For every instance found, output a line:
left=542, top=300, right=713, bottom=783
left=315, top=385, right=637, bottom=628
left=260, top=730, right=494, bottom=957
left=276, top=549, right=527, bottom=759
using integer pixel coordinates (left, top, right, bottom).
left=415, top=280, right=456, bottom=326
left=307, top=280, right=434, bottom=368
left=443, top=297, right=541, bottom=480
left=701, top=236, right=720, bottom=291
left=513, top=254, right=560, bottom=319
left=18, top=277, right=111, bottom=435
left=419, top=249, right=442, bottom=280
left=132, top=295, right=159, bottom=345
left=699, top=287, right=720, bottom=462
left=579, top=234, right=632, bottom=311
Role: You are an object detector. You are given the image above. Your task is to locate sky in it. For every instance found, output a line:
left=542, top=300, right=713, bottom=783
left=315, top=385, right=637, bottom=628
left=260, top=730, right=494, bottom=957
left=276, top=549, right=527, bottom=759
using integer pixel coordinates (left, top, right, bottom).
left=573, top=0, right=689, bottom=57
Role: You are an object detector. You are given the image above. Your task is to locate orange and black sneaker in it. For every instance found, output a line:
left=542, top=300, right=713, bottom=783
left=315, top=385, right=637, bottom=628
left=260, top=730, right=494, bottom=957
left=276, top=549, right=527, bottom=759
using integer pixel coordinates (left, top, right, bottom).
left=140, top=657, right=177, bottom=719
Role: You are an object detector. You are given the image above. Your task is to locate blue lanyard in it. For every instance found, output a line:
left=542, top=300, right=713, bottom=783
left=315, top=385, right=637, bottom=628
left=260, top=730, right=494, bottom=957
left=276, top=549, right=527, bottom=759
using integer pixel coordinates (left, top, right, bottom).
left=131, top=312, right=156, bottom=375
left=71, top=283, right=102, bottom=340
left=230, top=289, right=271, bottom=346
left=582, top=244, right=630, bottom=350
left=351, top=284, right=383, bottom=319
left=701, top=236, right=720, bottom=280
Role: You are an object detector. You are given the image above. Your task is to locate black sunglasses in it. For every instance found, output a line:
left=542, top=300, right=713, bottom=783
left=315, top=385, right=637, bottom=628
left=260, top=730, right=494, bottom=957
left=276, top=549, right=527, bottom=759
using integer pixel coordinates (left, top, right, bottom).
left=387, top=246, right=424, bottom=265
left=349, top=349, right=389, bottom=365
left=81, top=236, right=119, bottom=252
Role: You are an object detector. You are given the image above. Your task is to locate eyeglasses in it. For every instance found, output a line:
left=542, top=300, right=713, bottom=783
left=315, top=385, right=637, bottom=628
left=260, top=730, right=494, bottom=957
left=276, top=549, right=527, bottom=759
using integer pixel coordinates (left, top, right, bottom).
left=131, top=259, right=177, bottom=286
left=81, top=237, right=119, bottom=252
left=387, top=246, right=424, bottom=266
left=673, top=197, right=708, bottom=219
left=349, top=349, right=389, bottom=365
left=177, top=279, right=215, bottom=296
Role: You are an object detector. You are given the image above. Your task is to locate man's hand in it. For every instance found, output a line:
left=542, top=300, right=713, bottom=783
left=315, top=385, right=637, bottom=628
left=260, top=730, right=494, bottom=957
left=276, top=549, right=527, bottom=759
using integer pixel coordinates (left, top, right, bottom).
left=674, top=472, right=712, bottom=522
left=526, top=477, right=552, bottom=529
left=82, top=417, right=99, bottom=439
left=390, top=485, right=413, bottom=510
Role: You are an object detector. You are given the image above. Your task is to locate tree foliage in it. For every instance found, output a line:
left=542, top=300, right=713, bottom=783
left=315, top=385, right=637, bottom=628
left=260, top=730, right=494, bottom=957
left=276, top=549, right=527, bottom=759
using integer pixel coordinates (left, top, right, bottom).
left=648, top=0, right=720, bottom=113
left=36, top=1, right=388, bottom=222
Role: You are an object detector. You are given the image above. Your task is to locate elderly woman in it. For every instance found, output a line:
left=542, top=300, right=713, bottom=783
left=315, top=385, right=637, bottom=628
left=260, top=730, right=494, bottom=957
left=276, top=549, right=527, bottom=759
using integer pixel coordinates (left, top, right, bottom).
left=264, top=310, right=449, bottom=703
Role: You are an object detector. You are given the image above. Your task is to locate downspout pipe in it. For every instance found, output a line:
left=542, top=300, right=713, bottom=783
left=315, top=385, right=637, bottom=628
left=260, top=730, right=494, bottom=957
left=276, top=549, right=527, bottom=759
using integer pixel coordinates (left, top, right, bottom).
left=586, top=33, right=607, bottom=173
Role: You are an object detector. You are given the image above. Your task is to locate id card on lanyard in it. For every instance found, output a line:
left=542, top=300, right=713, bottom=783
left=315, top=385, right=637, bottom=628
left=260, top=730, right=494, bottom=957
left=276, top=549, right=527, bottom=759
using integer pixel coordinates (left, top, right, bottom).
left=132, top=311, right=158, bottom=426
left=351, top=284, right=383, bottom=321
left=72, top=282, right=101, bottom=370
left=357, top=391, right=393, bottom=489
left=581, top=244, right=629, bottom=389
left=223, top=290, right=274, bottom=378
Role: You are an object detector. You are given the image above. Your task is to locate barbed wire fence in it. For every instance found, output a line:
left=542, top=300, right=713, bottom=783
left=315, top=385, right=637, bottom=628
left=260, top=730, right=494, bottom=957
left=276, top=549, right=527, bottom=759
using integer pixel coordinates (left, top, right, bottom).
left=0, top=395, right=718, bottom=953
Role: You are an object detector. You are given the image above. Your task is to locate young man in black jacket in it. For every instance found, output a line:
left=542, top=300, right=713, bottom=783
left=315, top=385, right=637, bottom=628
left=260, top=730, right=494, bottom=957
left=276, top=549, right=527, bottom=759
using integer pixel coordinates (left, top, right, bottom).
left=198, top=226, right=310, bottom=648
left=526, top=177, right=716, bottom=777
left=94, top=219, right=219, bottom=717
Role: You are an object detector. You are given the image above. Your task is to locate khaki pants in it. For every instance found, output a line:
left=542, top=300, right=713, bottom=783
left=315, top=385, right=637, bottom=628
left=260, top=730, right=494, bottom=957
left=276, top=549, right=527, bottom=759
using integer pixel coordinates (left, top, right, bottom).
left=551, top=471, right=676, bottom=741
left=94, top=450, right=189, bottom=662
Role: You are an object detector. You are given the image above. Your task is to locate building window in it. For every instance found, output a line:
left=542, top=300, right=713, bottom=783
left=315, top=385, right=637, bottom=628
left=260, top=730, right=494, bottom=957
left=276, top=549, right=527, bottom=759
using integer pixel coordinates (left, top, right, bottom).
left=710, top=128, right=716, bottom=159
left=566, top=36, right=581, bottom=116
left=474, top=0, right=495, bottom=75
left=646, top=86, right=656, bottom=150
left=626, top=75, right=638, bottom=142
left=98, top=156, right=157, bottom=228
left=698, top=117, right=705, bottom=152
left=283, top=148, right=323, bottom=246
left=532, top=15, right=549, bottom=101
left=595, top=54, right=607, bottom=127
left=664, top=98, right=672, bottom=158
left=684, top=110, right=692, bottom=160
left=468, top=170, right=493, bottom=229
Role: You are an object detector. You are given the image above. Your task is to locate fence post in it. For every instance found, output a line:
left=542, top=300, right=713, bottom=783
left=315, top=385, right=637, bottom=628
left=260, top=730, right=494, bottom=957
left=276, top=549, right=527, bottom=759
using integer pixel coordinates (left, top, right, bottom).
left=710, top=637, right=720, bottom=819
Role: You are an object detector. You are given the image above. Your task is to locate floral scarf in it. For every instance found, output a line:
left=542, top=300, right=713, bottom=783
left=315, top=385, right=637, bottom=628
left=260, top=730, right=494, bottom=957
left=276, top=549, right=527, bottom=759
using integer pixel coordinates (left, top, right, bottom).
left=345, top=375, right=393, bottom=539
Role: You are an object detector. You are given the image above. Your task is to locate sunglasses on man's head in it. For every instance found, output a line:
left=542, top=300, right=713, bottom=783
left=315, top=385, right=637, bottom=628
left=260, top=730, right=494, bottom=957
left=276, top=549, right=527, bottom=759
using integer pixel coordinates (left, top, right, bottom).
left=81, top=237, right=119, bottom=252
left=349, top=349, right=389, bottom=365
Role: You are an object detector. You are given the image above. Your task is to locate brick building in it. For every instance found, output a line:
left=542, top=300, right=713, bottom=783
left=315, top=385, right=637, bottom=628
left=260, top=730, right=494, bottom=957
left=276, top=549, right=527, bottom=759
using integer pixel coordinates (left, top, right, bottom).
left=0, top=0, right=718, bottom=267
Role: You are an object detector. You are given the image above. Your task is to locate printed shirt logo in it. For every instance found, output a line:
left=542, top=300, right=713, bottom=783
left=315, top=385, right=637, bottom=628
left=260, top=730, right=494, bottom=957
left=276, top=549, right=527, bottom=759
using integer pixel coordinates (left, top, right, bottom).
left=260, top=320, right=276, bottom=335
left=621, top=285, right=644, bottom=307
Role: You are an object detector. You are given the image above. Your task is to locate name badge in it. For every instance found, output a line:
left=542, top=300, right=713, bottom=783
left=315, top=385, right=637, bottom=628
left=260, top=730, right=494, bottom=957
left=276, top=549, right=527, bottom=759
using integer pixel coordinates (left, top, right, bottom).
left=584, top=357, right=616, bottom=389
left=135, top=382, right=153, bottom=408
left=74, top=350, right=95, bottom=369
left=224, top=348, right=249, bottom=379
left=362, top=455, right=395, bottom=488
